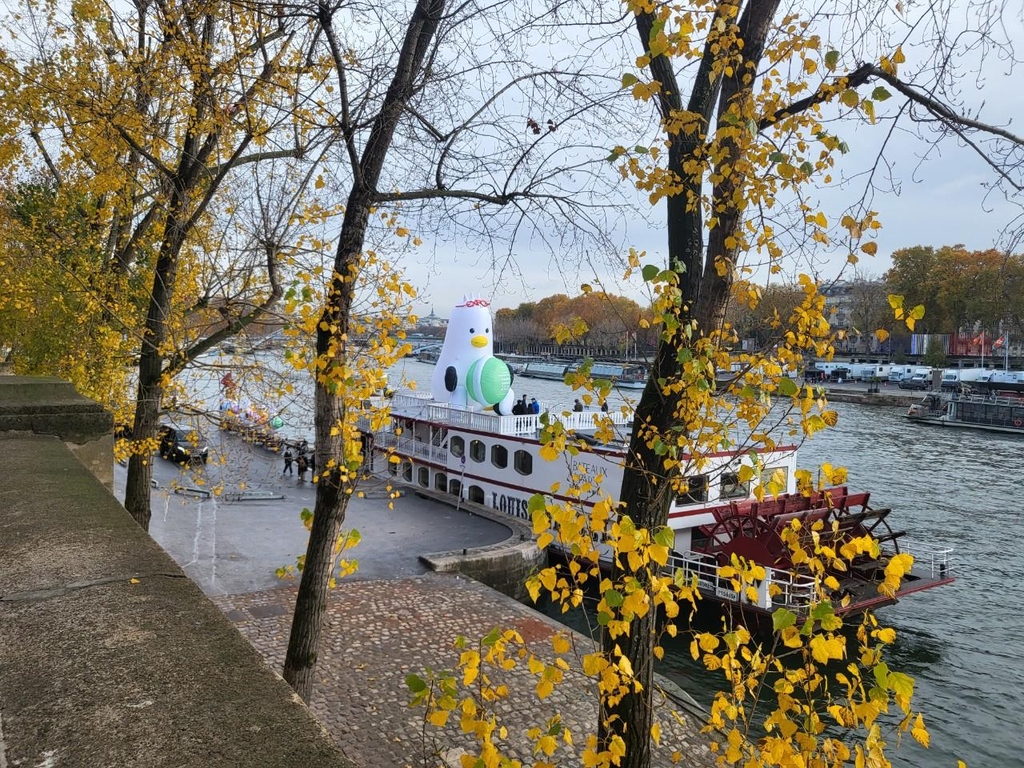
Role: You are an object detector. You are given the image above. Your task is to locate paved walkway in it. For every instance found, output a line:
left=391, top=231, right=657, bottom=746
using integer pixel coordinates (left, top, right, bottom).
left=113, top=432, right=512, bottom=595
left=116, top=426, right=719, bottom=766
left=214, top=575, right=719, bottom=768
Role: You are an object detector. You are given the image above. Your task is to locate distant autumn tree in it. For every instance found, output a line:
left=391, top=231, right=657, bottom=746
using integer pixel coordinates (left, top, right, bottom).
left=887, top=244, right=1023, bottom=334
left=846, top=275, right=893, bottom=353
left=726, top=280, right=804, bottom=348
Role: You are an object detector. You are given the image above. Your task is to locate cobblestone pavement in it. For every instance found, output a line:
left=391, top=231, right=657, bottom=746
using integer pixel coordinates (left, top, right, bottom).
left=214, top=574, right=719, bottom=768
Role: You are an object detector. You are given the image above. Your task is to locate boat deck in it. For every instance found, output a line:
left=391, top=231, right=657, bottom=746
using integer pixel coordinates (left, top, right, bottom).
left=387, top=392, right=632, bottom=437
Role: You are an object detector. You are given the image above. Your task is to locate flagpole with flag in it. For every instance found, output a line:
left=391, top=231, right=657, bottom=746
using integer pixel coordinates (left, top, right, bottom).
left=993, top=332, right=1008, bottom=371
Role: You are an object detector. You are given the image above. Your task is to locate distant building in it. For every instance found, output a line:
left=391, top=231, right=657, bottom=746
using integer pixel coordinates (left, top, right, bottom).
left=419, top=307, right=448, bottom=328
left=820, top=280, right=853, bottom=330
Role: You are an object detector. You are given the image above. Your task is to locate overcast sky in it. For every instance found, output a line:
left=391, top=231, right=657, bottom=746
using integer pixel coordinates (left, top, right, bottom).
left=404, top=5, right=1024, bottom=317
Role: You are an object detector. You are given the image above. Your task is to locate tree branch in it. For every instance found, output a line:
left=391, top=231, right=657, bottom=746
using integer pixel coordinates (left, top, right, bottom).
left=163, top=239, right=284, bottom=377
left=208, top=147, right=306, bottom=176
left=318, top=1, right=363, bottom=187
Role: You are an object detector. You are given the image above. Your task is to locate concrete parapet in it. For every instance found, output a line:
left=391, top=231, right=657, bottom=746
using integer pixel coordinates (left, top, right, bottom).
left=0, top=435, right=354, bottom=768
left=0, top=375, right=114, bottom=489
left=414, top=490, right=545, bottom=601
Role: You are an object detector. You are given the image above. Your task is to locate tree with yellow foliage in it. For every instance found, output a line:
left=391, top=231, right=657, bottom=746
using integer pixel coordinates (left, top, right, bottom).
left=279, top=0, right=654, bottom=702
left=0, top=0, right=330, bottom=529
left=594, top=2, right=1024, bottom=763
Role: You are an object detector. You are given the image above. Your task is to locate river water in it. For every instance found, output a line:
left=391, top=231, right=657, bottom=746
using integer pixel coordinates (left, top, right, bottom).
left=190, top=354, right=1017, bottom=767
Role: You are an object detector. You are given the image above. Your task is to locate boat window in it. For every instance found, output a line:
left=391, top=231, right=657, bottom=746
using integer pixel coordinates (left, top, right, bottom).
left=514, top=450, right=533, bottom=476
left=450, top=436, right=465, bottom=458
left=417, top=467, right=429, bottom=488
left=468, top=485, right=485, bottom=504
left=720, top=471, right=750, bottom=499
left=491, top=444, right=508, bottom=469
left=387, top=456, right=398, bottom=476
left=449, top=479, right=462, bottom=498
left=470, top=439, right=486, bottom=463
left=434, top=472, right=447, bottom=492
left=676, top=474, right=708, bottom=505
left=402, top=461, right=412, bottom=482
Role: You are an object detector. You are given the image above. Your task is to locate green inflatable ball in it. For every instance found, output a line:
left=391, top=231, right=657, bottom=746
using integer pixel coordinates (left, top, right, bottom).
left=466, top=356, right=511, bottom=406
left=271, top=416, right=284, bottom=429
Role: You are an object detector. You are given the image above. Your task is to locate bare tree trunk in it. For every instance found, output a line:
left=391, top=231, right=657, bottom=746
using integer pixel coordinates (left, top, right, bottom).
left=123, top=209, right=187, bottom=530
left=599, top=4, right=778, bottom=766
left=282, top=357, right=346, bottom=699
left=282, top=0, right=446, bottom=702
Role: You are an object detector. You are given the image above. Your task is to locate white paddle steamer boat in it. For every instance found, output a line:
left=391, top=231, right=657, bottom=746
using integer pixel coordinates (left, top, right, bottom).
left=368, top=296, right=955, bottom=618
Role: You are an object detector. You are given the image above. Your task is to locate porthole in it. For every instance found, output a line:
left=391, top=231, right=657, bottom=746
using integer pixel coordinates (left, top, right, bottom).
left=514, top=449, right=533, bottom=476
left=470, top=439, right=486, bottom=463
left=491, top=444, right=508, bottom=469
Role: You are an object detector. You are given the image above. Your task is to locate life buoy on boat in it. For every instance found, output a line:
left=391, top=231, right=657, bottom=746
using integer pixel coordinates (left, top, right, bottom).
left=1014, top=419, right=1022, bottom=427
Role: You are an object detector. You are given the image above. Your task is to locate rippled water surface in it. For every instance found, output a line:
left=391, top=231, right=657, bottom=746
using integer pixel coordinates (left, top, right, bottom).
left=795, top=402, right=1023, bottom=768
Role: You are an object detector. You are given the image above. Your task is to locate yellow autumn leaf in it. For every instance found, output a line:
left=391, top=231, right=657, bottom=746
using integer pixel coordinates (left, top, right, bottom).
left=427, top=710, right=449, bottom=727
left=552, top=633, right=571, bottom=654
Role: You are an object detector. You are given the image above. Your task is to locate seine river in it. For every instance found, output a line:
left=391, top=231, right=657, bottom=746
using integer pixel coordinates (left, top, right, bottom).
left=194, top=355, right=1018, bottom=767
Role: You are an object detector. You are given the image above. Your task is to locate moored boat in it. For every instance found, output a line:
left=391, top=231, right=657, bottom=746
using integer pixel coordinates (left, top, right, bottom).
left=586, top=361, right=648, bottom=390
left=906, top=391, right=1024, bottom=435
left=520, top=360, right=572, bottom=380
left=417, top=344, right=443, bottom=364
left=367, top=392, right=954, bottom=617
left=365, top=300, right=954, bottom=618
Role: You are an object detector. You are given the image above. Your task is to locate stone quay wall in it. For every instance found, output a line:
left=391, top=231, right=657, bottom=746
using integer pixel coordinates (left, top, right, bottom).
left=0, top=376, right=353, bottom=768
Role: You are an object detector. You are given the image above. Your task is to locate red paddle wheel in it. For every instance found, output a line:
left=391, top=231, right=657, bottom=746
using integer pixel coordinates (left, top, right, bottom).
left=694, top=488, right=905, bottom=591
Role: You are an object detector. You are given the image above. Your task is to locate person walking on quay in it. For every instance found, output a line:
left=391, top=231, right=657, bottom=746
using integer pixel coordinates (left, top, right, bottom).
left=573, top=398, right=584, bottom=412
left=529, top=397, right=540, bottom=414
left=297, top=453, right=308, bottom=481
left=283, top=448, right=294, bottom=476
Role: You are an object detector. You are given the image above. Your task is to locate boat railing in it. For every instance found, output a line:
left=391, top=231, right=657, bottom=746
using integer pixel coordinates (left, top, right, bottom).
left=374, top=432, right=449, bottom=465
left=898, top=539, right=955, bottom=579
left=664, top=550, right=818, bottom=612
left=951, top=392, right=1024, bottom=407
left=387, top=393, right=631, bottom=436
